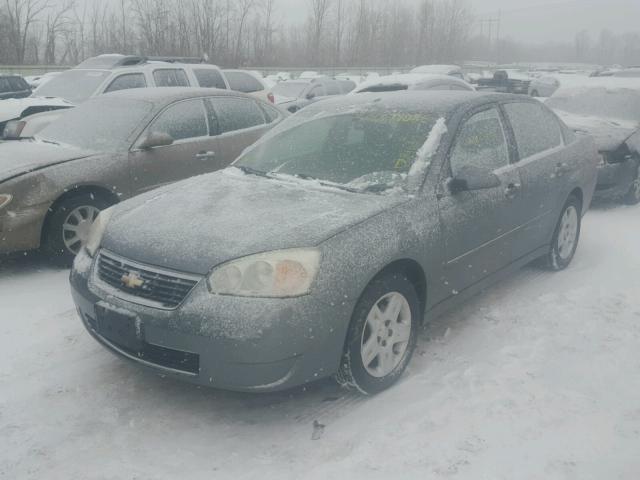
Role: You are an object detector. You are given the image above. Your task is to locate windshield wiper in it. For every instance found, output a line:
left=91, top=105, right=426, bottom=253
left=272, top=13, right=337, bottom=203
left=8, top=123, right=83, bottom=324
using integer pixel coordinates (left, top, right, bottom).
left=234, top=165, right=271, bottom=178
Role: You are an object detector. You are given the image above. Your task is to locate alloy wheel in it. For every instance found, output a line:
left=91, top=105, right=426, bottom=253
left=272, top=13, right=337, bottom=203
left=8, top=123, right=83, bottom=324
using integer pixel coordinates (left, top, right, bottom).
left=62, top=205, right=101, bottom=255
left=557, top=205, right=579, bottom=260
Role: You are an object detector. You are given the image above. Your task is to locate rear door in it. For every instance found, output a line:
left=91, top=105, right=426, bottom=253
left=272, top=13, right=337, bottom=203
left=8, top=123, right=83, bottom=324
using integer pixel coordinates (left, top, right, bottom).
left=129, top=98, right=220, bottom=192
left=501, top=101, right=568, bottom=256
left=437, top=106, right=524, bottom=293
left=206, top=96, right=271, bottom=165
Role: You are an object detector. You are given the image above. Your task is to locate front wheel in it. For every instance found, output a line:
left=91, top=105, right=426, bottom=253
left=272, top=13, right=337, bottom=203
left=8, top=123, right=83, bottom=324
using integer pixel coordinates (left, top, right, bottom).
left=43, top=193, right=113, bottom=265
left=337, top=272, right=421, bottom=395
left=544, top=195, right=582, bottom=271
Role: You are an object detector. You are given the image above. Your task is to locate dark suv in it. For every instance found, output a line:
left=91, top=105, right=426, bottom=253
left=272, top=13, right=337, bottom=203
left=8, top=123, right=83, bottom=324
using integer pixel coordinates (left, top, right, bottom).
left=0, top=75, right=31, bottom=100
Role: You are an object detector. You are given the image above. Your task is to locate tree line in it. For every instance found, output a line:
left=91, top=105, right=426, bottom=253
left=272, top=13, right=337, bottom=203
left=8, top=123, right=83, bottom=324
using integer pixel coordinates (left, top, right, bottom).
left=1, top=0, right=639, bottom=68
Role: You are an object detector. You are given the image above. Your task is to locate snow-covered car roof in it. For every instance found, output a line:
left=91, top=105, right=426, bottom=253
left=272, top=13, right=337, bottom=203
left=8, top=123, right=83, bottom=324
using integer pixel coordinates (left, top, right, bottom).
left=352, top=74, right=474, bottom=94
left=410, top=64, right=462, bottom=75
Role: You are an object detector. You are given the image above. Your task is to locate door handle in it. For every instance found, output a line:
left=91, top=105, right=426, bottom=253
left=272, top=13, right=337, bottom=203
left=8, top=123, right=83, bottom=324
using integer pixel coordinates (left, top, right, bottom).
left=504, top=182, right=521, bottom=199
left=195, top=151, right=216, bottom=160
left=555, top=162, right=571, bottom=176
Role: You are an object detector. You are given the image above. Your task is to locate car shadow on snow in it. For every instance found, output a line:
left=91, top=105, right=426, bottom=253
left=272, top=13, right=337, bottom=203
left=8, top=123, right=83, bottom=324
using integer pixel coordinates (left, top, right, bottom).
left=0, top=249, right=66, bottom=275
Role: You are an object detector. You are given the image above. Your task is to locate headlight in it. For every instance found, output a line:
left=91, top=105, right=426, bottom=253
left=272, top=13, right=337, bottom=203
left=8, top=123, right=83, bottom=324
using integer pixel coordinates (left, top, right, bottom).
left=207, top=248, right=321, bottom=297
left=0, top=194, right=12, bottom=210
left=84, top=207, right=114, bottom=257
left=597, top=153, right=607, bottom=167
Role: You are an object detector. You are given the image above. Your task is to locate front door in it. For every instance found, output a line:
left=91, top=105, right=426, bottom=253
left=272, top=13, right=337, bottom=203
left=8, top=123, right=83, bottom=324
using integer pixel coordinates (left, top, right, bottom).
left=437, top=107, right=523, bottom=294
left=129, top=98, right=220, bottom=193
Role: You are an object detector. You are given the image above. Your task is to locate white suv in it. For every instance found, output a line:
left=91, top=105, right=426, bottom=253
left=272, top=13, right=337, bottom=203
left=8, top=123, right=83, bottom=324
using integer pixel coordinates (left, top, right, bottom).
left=1, top=54, right=231, bottom=138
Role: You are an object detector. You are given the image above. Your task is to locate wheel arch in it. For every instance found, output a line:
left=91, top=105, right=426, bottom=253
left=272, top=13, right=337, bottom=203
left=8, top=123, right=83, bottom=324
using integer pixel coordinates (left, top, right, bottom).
left=568, top=186, right=584, bottom=213
left=40, top=184, right=120, bottom=245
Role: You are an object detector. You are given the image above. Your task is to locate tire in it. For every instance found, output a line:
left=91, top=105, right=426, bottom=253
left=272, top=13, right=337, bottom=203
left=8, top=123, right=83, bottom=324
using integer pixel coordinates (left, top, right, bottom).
left=623, top=171, right=640, bottom=205
left=544, top=195, right=582, bottom=271
left=42, top=193, right=113, bottom=266
left=336, top=271, right=421, bottom=395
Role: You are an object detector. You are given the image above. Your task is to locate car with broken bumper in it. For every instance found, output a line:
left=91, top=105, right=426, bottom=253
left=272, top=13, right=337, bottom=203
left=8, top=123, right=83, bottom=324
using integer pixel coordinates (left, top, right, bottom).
left=70, top=92, right=598, bottom=394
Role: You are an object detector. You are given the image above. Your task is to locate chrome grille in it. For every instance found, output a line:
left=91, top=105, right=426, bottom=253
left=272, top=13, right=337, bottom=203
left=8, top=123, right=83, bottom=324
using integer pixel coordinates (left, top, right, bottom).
left=96, top=250, right=202, bottom=309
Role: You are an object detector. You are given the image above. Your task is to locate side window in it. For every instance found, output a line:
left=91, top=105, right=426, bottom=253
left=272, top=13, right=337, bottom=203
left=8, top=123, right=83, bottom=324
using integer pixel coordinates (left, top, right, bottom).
left=8, top=77, right=28, bottom=90
left=225, top=72, right=264, bottom=93
left=450, top=108, right=510, bottom=177
left=325, top=81, right=342, bottom=96
left=210, top=97, right=265, bottom=134
left=149, top=99, right=208, bottom=141
left=153, top=69, right=190, bottom=87
left=504, top=102, right=563, bottom=159
left=0, top=78, right=12, bottom=92
left=194, top=68, right=227, bottom=89
left=104, top=73, right=147, bottom=93
left=259, top=103, right=281, bottom=124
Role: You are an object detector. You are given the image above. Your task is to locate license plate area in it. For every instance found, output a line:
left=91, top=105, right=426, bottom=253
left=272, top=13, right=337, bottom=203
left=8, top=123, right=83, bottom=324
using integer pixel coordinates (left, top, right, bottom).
left=95, top=302, right=143, bottom=352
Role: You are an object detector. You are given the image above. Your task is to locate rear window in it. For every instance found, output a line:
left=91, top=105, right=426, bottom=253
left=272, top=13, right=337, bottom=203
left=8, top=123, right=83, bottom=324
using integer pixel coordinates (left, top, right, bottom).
left=504, top=102, right=563, bottom=159
left=105, top=73, right=147, bottom=93
left=224, top=71, right=264, bottom=93
left=209, top=97, right=265, bottom=134
left=325, top=81, right=342, bottom=96
left=0, top=77, right=12, bottom=93
left=194, top=68, right=227, bottom=89
left=339, top=80, right=357, bottom=93
left=8, top=77, right=29, bottom=91
left=153, top=69, right=190, bottom=87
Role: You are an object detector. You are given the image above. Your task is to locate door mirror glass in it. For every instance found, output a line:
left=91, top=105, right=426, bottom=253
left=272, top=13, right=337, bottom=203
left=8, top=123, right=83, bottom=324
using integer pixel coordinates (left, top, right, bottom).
left=450, top=164, right=501, bottom=193
left=138, top=131, right=174, bottom=150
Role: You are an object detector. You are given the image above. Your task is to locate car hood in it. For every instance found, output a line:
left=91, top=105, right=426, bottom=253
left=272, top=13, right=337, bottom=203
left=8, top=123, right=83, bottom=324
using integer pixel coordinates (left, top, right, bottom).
left=0, top=139, right=93, bottom=183
left=102, top=168, right=409, bottom=275
left=273, top=95, right=297, bottom=106
left=554, top=109, right=640, bottom=152
left=0, top=96, right=74, bottom=122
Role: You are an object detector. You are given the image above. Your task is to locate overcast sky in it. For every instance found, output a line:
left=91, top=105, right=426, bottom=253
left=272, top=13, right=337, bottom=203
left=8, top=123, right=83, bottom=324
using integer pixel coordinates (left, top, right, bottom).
left=275, top=0, right=640, bottom=44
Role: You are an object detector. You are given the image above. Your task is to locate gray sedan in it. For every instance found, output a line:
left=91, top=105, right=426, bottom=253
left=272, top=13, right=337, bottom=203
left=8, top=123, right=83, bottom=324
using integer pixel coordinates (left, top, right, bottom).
left=70, top=92, right=598, bottom=394
left=0, top=88, right=284, bottom=263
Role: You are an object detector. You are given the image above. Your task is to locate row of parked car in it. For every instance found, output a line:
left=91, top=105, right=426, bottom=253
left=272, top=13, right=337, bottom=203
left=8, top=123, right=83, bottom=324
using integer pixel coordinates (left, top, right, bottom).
left=1, top=55, right=638, bottom=396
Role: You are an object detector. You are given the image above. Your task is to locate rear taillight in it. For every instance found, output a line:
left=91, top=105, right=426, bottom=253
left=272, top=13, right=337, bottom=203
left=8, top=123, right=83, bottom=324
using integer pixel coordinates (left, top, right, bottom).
left=267, top=92, right=275, bottom=103
left=3, top=120, right=26, bottom=140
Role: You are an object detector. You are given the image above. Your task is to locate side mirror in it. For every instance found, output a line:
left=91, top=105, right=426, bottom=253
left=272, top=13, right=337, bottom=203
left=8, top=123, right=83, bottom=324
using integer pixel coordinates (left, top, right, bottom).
left=450, top=165, right=501, bottom=193
left=138, top=131, right=174, bottom=150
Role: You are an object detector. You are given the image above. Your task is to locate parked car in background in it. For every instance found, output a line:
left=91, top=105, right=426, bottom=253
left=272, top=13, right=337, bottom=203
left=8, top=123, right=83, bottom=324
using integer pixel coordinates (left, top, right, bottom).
left=24, top=71, right=62, bottom=89
left=351, top=74, right=475, bottom=94
left=69, top=91, right=597, bottom=395
left=1, top=54, right=229, bottom=139
left=547, top=83, right=640, bottom=204
left=612, top=68, right=640, bottom=78
left=222, top=70, right=274, bottom=103
left=410, top=64, right=464, bottom=79
left=0, top=88, right=284, bottom=263
left=0, top=74, right=31, bottom=100
left=270, top=77, right=353, bottom=113
left=528, top=74, right=584, bottom=97
left=477, top=70, right=532, bottom=94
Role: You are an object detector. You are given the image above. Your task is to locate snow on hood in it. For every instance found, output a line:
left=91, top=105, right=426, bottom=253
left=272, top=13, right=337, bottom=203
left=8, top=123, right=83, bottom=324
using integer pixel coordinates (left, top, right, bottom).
left=554, top=110, right=639, bottom=152
left=0, top=97, right=74, bottom=123
left=0, top=139, right=92, bottom=183
left=273, top=95, right=296, bottom=105
left=102, top=168, right=409, bottom=275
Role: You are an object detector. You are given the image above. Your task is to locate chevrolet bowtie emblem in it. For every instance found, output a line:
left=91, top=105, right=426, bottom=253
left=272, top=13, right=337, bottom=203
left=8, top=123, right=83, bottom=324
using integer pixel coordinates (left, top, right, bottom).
left=121, top=271, right=145, bottom=289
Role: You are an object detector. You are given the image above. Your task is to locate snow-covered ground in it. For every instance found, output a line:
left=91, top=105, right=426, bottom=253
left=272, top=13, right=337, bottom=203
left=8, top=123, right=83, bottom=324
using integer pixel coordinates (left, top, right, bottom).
left=1, top=203, right=639, bottom=480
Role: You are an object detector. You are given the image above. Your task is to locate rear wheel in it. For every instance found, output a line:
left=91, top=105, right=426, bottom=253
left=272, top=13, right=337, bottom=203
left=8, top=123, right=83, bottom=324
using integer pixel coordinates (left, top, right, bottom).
left=336, top=272, right=421, bottom=395
left=544, top=195, right=581, bottom=271
left=43, top=193, right=112, bottom=265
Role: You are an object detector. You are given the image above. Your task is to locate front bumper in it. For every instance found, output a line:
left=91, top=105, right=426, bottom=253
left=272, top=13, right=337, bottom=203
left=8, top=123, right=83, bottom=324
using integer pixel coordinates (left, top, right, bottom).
left=70, top=249, right=352, bottom=392
left=0, top=205, right=47, bottom=254
left=594, top=159, right=638, bottom=199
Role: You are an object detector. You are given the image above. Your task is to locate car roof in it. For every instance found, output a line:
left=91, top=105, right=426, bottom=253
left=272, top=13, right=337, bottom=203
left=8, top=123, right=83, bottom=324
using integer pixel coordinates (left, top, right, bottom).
left=303, top=90, right=525, bottom=115
left=354, top=74, right=470, bottom=92
left=101, top=87, right=249, bottom=103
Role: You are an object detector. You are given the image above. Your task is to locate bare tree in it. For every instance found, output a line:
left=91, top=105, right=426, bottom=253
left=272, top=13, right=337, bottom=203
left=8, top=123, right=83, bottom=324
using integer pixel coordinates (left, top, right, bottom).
left=4, top=0, right=51, bottom=63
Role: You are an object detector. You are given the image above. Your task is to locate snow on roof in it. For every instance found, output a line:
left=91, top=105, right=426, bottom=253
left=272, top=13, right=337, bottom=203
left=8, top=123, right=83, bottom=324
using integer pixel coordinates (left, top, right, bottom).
left=551, top=77, right=640, bottom=98
left=353, top=74, right=461, bottom=93
left=410, top=64, right=461, bottom=75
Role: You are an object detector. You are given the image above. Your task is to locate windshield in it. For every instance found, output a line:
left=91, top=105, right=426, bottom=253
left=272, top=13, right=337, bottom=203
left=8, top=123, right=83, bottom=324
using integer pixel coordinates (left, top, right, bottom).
left=547, top=88, right=640, bottom=124
left=272, top=82, right=308, bottom=98
left=32, top=69, right=110, bottom=103
left=37, top=98, right=153, bottom=151
left=235, top=110, right=440, bottom=193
